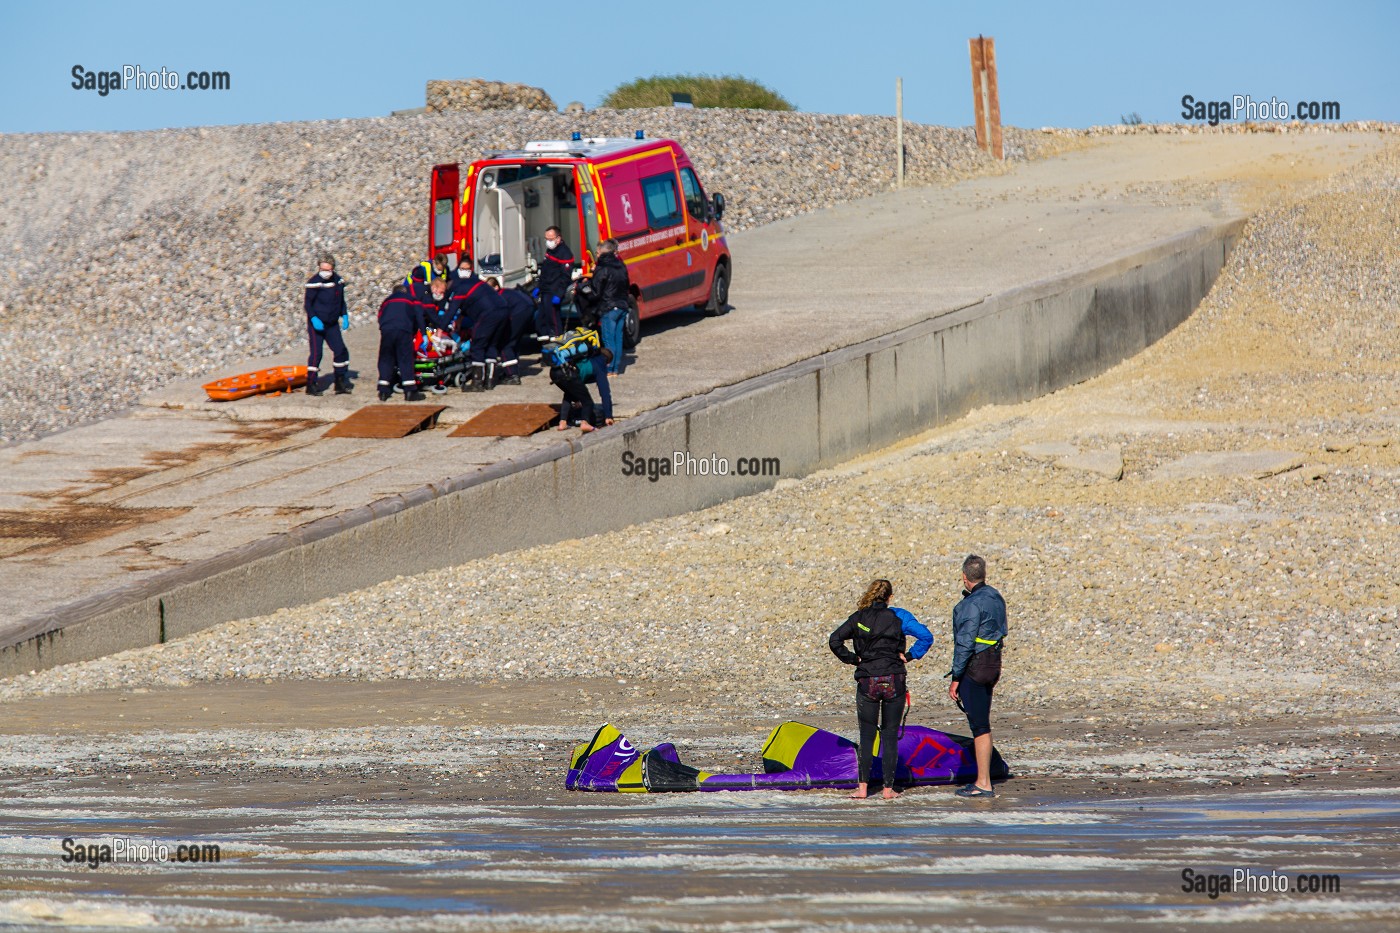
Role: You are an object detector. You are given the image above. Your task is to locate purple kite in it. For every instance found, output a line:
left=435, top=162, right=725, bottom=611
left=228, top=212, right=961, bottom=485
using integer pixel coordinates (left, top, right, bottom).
left=566, top=721, right=1010, bottom=793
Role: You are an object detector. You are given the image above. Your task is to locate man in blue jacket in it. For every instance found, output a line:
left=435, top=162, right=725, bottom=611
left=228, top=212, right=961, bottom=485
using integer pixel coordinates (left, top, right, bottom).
left=303, top=256, right=352, bottom=395
left=947, top=554, right=1007, bottom=798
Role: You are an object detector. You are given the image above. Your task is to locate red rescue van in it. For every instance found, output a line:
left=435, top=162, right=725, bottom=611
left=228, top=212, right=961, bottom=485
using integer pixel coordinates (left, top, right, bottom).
left=427, top=134, right=730, bottom=345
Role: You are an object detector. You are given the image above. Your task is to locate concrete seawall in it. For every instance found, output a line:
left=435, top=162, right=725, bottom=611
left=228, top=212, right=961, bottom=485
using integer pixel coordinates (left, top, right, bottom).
left=1, top=219, right=1243, bottom=678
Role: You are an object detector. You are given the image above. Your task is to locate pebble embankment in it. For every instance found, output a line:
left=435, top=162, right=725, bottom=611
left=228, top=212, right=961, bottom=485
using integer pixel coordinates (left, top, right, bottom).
left=0, top=109, right=1075, bottom=443
left=3, top=143, right=1395, bottom=726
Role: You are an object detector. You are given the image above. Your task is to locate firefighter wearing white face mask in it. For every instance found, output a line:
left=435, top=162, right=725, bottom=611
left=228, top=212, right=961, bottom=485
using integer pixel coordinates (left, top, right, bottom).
left=303, top=256, right=352, bottom=395
left=536, top=226, right=574, bottom=339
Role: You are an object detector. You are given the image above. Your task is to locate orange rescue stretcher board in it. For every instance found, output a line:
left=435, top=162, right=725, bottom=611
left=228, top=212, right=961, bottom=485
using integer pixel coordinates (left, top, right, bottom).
left=203, top=366, right=308, bottom=401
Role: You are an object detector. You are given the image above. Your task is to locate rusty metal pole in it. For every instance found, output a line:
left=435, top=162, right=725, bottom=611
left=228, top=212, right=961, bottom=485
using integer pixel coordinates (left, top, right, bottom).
left=969, top=35, right=1004, bottom=160
left=896, top=77, right=905, bottom=187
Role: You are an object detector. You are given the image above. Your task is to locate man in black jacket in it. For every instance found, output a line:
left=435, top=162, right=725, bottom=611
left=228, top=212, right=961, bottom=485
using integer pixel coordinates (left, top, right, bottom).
left=376, top=285, right=425, bottom=402
left=588, top=239, right=631, bottom=375
left=303, top=256, right=352, bottom=395
left=536, top=226, right=573, bottom=339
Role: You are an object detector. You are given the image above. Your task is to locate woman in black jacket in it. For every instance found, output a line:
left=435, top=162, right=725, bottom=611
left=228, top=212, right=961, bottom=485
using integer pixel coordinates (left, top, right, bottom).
left=829, top=579, right=908, bottom=799
left=588, top=238, right=631, bottom=375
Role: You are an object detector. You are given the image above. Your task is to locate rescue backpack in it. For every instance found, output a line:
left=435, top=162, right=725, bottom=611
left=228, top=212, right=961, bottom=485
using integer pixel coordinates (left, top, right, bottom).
left=542, top=327, right=601, bottom=368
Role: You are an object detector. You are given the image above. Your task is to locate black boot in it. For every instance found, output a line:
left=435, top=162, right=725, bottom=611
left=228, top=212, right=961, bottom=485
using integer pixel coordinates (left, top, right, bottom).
left=484, top=361, right=497, bottom=391
left=334, top=369, right=352, bottom=395
left=464, top=364, right=486, bottom=392
left=305, top=372, right=324, bottom=396
left=404, top=383, right=426, bottom=402
left=377, top=382, right=392, bottom=402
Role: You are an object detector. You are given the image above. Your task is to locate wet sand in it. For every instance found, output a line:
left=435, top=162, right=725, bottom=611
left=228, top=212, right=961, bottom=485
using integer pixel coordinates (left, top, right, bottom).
left=1, top=680, right=1398, bottom=931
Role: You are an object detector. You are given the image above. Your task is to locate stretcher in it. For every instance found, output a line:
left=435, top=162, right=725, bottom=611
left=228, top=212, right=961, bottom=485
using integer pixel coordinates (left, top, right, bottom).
left=411, top=330, right=470, bottom=394
left=203, top=365, right=308, bottom=401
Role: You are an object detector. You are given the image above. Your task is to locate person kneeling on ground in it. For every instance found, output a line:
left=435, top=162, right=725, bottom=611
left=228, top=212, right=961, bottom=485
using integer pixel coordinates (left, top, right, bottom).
left=377, top=284, right=426, bottom=402
left=829, top=578, right=932, bottom=800
left=947, top=554, right=1007, bottom=799
left=551, top=346, right=613, bottom=433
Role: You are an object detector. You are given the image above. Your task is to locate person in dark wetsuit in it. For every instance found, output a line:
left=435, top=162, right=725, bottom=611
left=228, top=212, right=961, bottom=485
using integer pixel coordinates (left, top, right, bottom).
left=948, top=554, right=1007, bottom=799
left=551, top=346, right=613, bottom=432
left=829, top=578, right=933, bottom=800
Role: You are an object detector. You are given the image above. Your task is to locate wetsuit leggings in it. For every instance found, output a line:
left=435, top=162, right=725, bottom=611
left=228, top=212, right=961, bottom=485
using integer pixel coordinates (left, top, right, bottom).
left=551, top=366, right=596, bottom=426
left=960, top=677, right=994, bottom=738
left=855, top=689, right=903, bottom=785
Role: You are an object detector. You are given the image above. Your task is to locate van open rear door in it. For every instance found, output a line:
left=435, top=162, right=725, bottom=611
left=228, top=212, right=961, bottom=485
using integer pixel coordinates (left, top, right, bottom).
left=429, top=163, right=460, bottom=268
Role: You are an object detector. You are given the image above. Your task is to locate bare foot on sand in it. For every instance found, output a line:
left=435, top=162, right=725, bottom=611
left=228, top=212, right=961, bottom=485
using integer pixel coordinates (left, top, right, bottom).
left=849, top=782, right=869, bottom=799
left=882, top=788, right=901, bottom=800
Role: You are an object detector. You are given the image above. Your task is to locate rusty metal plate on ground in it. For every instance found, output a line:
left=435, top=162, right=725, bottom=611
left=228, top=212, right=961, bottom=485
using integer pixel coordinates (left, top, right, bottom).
left=449, top=403, right=560, bottom=438
left=324, top=405, right=448, bottom=439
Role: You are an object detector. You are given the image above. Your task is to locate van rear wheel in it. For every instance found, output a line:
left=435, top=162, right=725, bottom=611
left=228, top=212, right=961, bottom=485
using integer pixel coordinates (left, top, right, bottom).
left=623, top=298, right=640, bottom=348
left=703, top=263, right=730, bottom=316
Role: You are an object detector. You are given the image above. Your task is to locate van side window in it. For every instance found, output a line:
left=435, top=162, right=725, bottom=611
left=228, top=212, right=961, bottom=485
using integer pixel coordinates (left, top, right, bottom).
left=640, top=173, right=682, bottom=229
left=680, top=167, right=706, bottom=220
left=433, top=197, right=455, bottom=248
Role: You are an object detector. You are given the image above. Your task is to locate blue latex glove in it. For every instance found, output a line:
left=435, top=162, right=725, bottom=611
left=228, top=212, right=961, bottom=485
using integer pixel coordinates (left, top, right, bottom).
left=339, top=314, right=350, bottom=331
left=531, top=287, right=540, bottom=300
left=310, top=316, right=325, bottom=332
left=551, top=295, right=561, bottom=306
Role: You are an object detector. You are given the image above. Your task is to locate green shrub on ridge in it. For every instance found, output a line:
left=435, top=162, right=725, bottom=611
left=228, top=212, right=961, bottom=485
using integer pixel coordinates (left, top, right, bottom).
left=602, top=74, right=794, bottom=111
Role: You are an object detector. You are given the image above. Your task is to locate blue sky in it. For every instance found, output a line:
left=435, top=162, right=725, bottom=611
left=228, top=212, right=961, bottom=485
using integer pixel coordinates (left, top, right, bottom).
left=1, top=0, right=1395, bottom=134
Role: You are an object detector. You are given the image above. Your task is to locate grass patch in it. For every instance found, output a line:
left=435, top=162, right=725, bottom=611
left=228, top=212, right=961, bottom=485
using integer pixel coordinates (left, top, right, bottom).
left=602, top=74, right=794, bottom=111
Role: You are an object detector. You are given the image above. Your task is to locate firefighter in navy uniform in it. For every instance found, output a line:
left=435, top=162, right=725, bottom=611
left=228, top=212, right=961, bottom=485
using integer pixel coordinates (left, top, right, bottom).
left=377, top=284, right=426, bottom=402
left=404, top=260, right=441, bottom=304
left=450, top=260, right=510, bottom=392
left=536, top=226, right=573, bottom=339
left=489, top=277, right=536, bottom=386
left=303, top=256, right=352, bottom=395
